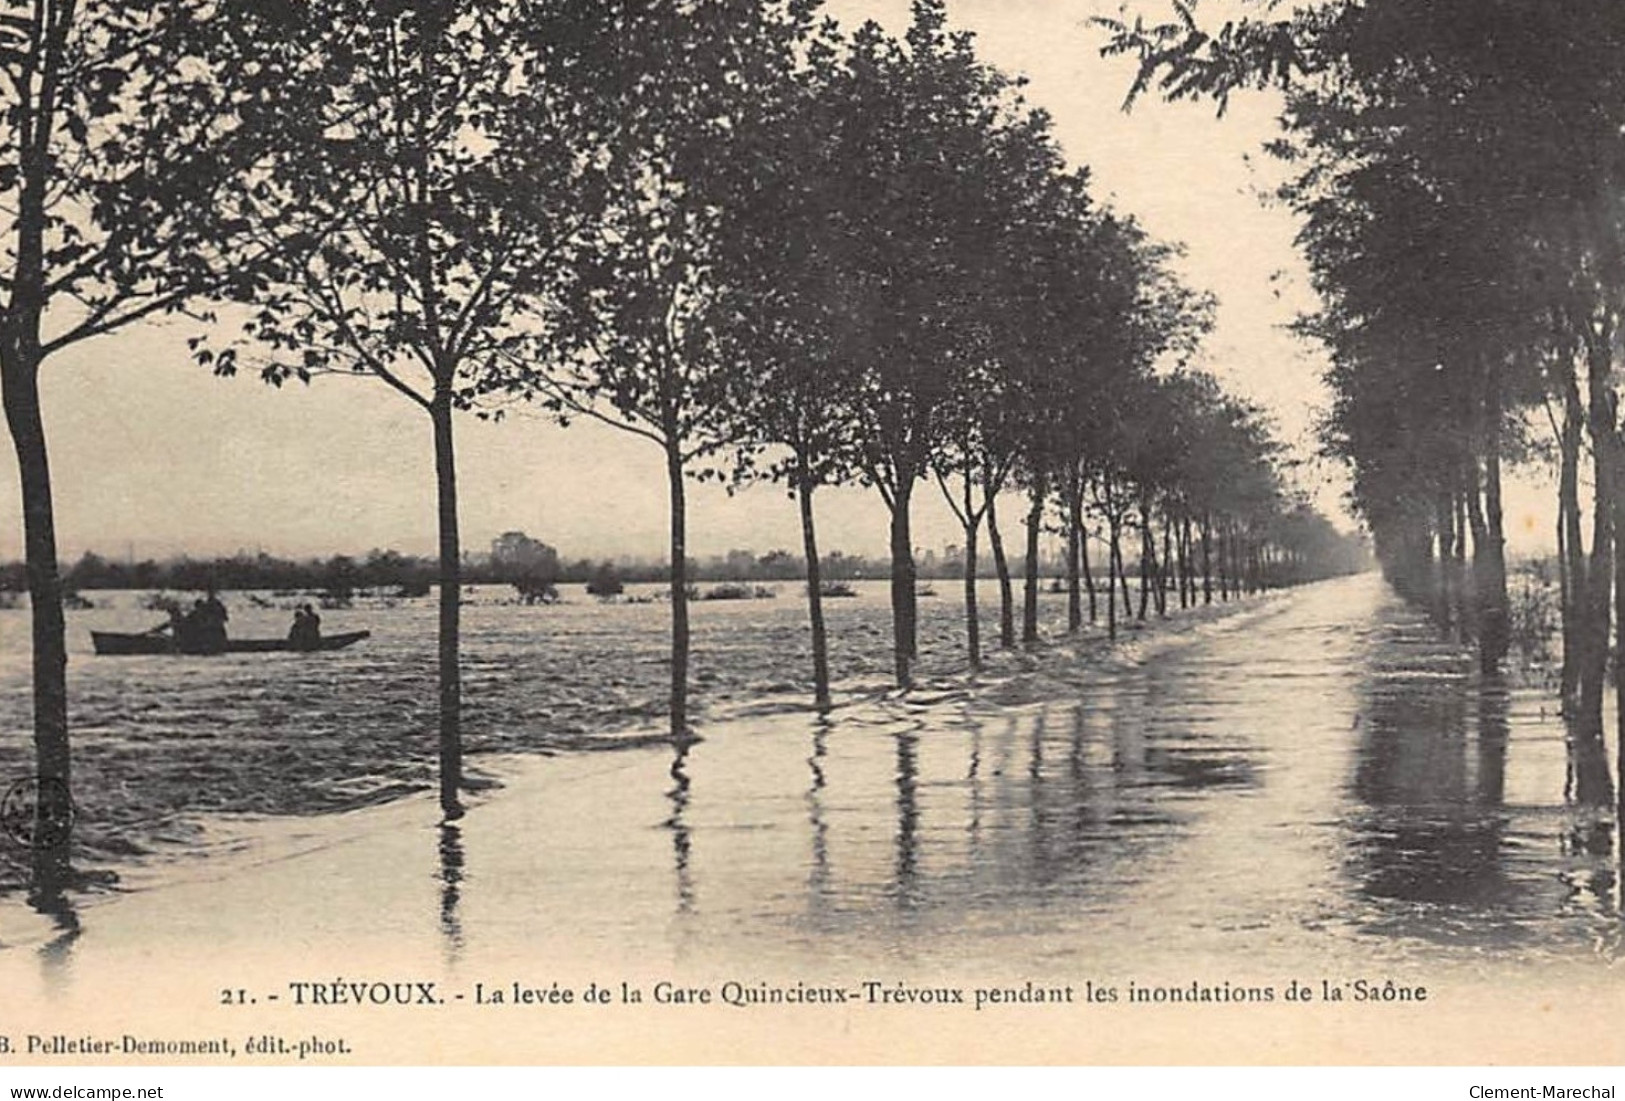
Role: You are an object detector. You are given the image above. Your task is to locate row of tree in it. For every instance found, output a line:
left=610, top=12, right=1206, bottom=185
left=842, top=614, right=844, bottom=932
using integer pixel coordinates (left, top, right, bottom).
left=1102, top=0, right=1625, bottom=818
left=1, top=0, right=1355, bottom=883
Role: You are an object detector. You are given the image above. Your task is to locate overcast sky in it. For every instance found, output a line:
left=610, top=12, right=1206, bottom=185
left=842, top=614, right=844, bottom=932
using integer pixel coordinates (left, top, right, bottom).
left=4, top=0, right=1546, bottom=565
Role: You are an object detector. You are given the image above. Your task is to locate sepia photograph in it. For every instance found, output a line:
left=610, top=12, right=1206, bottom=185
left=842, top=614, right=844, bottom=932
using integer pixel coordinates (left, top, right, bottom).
left=0, top=0, right=1619, bottom=1077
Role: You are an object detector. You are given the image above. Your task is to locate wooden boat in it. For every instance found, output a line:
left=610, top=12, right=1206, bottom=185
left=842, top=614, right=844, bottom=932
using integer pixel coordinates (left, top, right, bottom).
left=91, top=630, right=371, bottom=656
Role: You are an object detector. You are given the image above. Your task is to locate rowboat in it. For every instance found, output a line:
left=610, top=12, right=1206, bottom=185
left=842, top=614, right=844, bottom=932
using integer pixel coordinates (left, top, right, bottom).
left=91, top=630, right=371, bottom=656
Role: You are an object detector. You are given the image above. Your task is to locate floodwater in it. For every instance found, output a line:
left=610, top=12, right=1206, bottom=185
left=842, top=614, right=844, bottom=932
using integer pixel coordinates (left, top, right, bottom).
left=0, top=578, right=1034, bottom=881
left=0, top=574, right=1618, bottom=994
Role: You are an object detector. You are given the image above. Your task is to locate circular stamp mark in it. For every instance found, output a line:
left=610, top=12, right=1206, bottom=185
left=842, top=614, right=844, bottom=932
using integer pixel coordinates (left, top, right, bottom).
left=1, top=776, right=74, bottom=849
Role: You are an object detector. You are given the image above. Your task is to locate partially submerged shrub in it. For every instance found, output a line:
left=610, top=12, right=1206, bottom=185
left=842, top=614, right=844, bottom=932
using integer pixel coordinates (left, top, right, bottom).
left=1509, top=574, right=1557, bottom=666
left=702, top=583, right=776, bottom=601
left=586, top=562, right=625, bottom=598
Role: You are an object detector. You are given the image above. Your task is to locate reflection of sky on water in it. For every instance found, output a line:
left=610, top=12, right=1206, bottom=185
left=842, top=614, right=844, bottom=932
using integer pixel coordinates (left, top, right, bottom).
left=631, top=575, right=1618, bottom=975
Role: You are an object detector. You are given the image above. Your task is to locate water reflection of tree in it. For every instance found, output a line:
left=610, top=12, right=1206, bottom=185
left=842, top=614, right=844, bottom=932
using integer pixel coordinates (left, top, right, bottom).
left=806, top=717, right=831, bottom=914
left=1025, top=703, right=1113, bottom=890
left=915, top=690, right=1178, bottom=914
left=1025, top=707, right=1048, bottom=883
left=437, top=823, right=465, bottom=963
left=666, top=743, right=694, bottom=915
left=1350, top=666, right=1516, bottom=915
left=970, top=700, right=1132, bottom=901
left=28, top=877, right=81, bottom=992
left=967, top=722, right=985, bottom=864
left=892, top=725, right=920, bottom=911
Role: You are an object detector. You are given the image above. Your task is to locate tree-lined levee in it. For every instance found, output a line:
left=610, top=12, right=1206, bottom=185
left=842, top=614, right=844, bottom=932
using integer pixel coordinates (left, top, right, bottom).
left=201, top=0, right=622, bottom=816
left=1102, top=0, right=1625, bottom=818
left=0, top=1, right=321, bottom=880
left=0, top=0, right=1361, bottom=890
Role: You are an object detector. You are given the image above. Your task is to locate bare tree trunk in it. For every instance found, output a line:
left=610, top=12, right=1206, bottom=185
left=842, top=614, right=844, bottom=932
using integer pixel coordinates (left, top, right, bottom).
left=1559, top=383, right=1584, bottom=713
left=962, top=518, right=981, bottom=670
left=431, top=396, right=464, bottom=818
left=987, top=488, right=1015, bottom=649
left=1183, top=516, right=1196, bottom=613
left=1107, top=514, right=1122, bottom=641
left=1187, top=516, right=1199, bottom=604
left=888, top=479, right=918, bottom=687
left=1137, top=506, right=1153, bottom=622
left=1452, top=487, right=1469, bottom=637
left=3, top=48, right=72, bottom=878
left=1158, top=513, right=1172, bottom=616
left=665, top=437, right=693, bottom=737
left=1076, top=493, right=1097, bottom=624
left=1556, top=501, right=1569, bottom=689
left=1614, top=467, right=1625, bottom=835
left=1065, top=476, right=1082, bottom=632
left=1435, top=492, right=1457, bottom=634
left=1479, top=361, right=1510, bottom=673
left=955, top=467, right=983, bottom=670
left=1466, top=472, right=1490, bottom=642
left=1115, top=515, right=1133, bottom=618
left=797, top=473, right=831, bottom=710
left=1226, top=528, right=1240, bottom=599
left=1201, top=513, right=1213, bottom=605
left=1575, top=323, right=1616, bottom=806
left=2, top=345, right=71, bottom=878
left=1217, top=520, right=1231, bottom=602
left=1023, top=477, right=1045, bottom=645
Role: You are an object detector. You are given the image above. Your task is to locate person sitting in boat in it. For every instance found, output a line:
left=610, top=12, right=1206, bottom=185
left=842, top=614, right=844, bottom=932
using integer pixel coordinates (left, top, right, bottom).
left=288, top=605, right=309, bottom=648
left=173, top=600, right=205, bottom=652
left=288, top=604, right=322, bottom=650
left=152, top=604, right=187, bottom=646
left=185, top=591, right=229, bottom=653
left=202, top=588, right=228, bottom=631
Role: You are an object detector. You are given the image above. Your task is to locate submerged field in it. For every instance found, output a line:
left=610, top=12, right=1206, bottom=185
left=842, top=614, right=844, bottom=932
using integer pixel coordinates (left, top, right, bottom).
left=0, top=579, right=1163, bottom=888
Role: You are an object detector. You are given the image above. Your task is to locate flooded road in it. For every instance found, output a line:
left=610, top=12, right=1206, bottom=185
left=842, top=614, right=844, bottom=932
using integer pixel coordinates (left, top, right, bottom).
left=0, top=573, right=1619, bottom=1067
left=517, top=571, right=1619, bottom=982
left=3, top=574, right=1616, bottom=990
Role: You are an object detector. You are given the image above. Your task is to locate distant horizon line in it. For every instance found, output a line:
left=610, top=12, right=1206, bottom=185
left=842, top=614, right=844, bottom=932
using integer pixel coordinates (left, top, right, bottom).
left=25, top=540, right=1053, bottom=568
